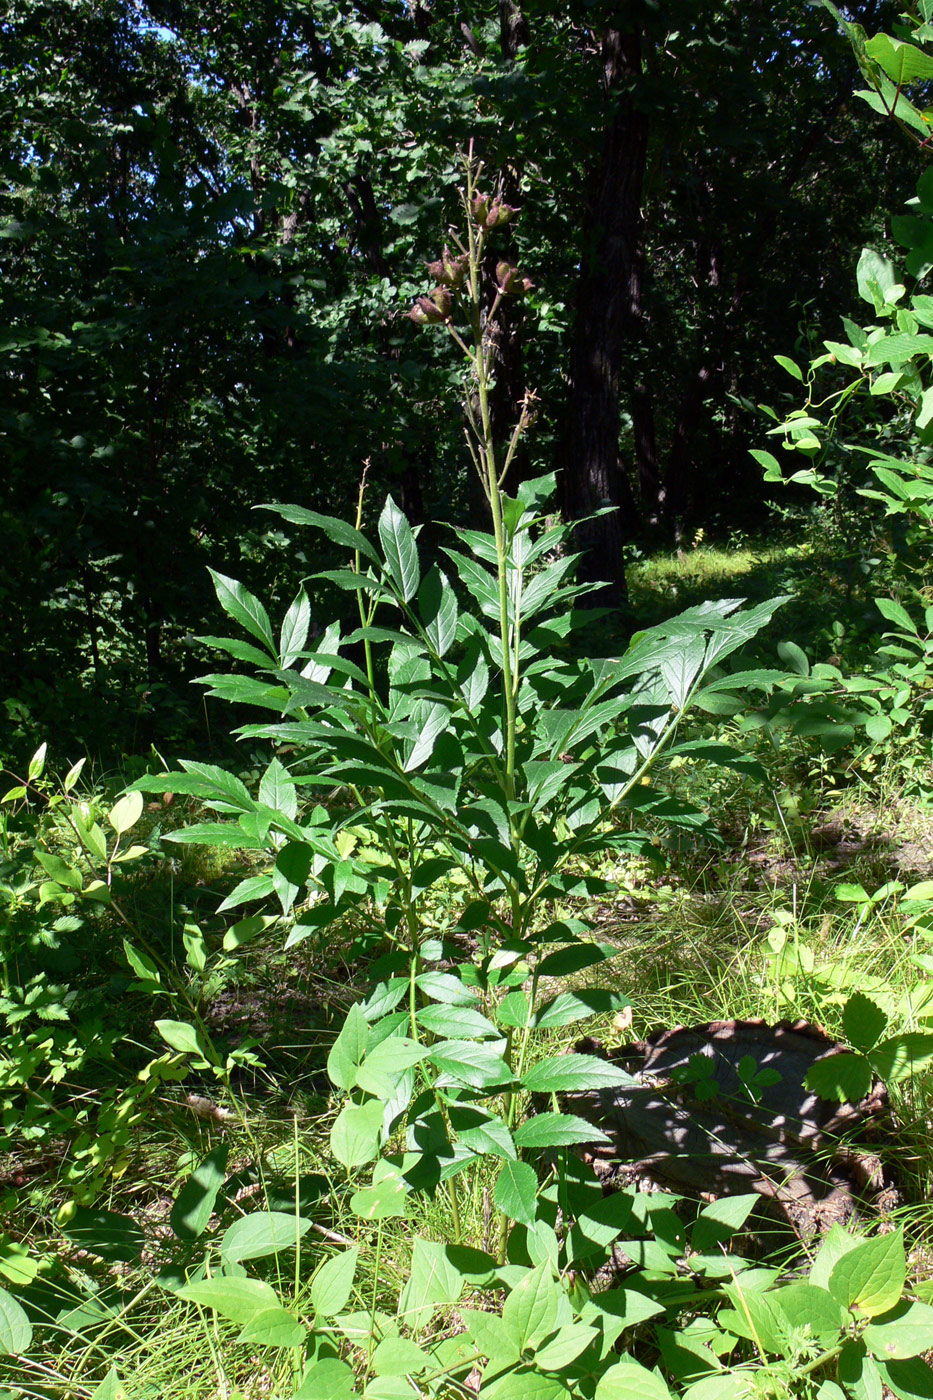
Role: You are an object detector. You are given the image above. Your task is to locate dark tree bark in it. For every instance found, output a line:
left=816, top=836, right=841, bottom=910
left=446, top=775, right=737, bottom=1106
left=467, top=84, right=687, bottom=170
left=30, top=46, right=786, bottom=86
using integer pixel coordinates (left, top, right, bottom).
left=632, top=382, right=661, bottom=517
left=561, top=16, right=649, bottom=608
left=661, top=238, right=722, bottom=533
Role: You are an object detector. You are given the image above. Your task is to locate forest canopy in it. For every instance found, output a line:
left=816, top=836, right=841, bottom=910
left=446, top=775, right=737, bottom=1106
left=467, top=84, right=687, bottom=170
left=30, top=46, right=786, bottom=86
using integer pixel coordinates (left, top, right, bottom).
left=0, top=0, right=918, bottom=762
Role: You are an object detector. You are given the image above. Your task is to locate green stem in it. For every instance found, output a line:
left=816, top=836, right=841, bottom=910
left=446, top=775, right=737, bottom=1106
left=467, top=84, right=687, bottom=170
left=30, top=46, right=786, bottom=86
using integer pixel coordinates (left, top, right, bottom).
left=462, top=159, right=517, bottom=800
left=354, top=464, right=377, bottom=700
left=361, top=1221, right=384, bottom=1392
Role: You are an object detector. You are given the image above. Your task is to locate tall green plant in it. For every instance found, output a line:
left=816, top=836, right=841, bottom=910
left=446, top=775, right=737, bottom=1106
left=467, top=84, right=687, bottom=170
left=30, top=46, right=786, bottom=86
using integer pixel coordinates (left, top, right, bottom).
left=124, top=152, right=793, bottom=1396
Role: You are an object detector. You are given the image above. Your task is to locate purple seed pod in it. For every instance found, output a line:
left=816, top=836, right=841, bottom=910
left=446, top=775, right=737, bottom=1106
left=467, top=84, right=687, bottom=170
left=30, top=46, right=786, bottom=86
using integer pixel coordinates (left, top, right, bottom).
left=408, top=295, right=447, bottom=325
left=485, top=200, right=518, bottom=230
left=429, top=286, right=452, bottom=317
left=427, top=246, right=468, bottom=289
left=471, top=192, right=490, bottom=224
left=496, top=262, right=532, bottom=296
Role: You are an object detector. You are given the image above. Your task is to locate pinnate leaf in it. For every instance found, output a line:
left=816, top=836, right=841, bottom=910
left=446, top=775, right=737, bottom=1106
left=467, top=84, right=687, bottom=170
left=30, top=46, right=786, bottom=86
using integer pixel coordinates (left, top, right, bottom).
left=521, top=1054, right=637, bottom=1093
left=379, top=495, right=420, bottom=601
left=514, top=1113, right=610, bottom=1149
left=494, top=1159, right=538, bottom=1228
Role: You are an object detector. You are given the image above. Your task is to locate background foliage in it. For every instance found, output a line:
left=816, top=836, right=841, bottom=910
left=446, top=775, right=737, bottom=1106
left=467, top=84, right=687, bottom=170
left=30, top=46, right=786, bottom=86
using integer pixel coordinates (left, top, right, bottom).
left=0, top=0, right=919, bottom=762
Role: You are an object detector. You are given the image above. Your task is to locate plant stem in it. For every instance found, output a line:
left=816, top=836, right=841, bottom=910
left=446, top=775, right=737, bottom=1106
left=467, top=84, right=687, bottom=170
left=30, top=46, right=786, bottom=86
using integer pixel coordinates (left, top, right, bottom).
left=462, top=156, right=517, bottom=801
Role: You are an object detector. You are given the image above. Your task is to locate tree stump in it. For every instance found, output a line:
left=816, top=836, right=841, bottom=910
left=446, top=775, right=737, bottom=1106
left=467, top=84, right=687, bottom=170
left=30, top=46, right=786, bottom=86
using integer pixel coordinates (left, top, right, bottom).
left=563, top=1020, right=892, bottom=1237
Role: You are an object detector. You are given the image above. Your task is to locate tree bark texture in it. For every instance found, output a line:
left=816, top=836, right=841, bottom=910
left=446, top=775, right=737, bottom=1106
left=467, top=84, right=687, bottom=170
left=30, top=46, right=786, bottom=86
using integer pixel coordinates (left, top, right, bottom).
left=561, top=19, right=648, bottom=608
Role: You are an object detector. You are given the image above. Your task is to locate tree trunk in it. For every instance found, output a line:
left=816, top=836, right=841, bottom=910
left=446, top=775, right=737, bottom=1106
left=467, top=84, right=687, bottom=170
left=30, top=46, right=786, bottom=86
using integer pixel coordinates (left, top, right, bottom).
left=561, top=18, right=649, bottom=608
left=632, top=382, right=661, bottom=519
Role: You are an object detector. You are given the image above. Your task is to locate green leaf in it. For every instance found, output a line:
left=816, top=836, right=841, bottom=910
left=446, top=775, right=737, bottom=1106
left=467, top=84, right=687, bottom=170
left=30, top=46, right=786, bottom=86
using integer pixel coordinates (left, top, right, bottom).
left=355, top=1036, right=429, bottom=1097
left=178, top=1276, right=279, bottom=1324
left=775, top=355, right=804, bottom=381
left=482, top=1368, right=571, bottom=1400
left=691, top=1194, right=759, bottom=1251
left=534, top=990, right=629, bottom=1029
left=404, top=701, right=451, bottom=771
left=27, top=743, right=47, bottom=781
left=810, top=1224, right=863, bottom=1291
left=583, top=1289, right=667, bottom=1344
left=0, top=1242, right=36, bottom=1288
left=876, top=597, right=918, bottom=633
left=416, top=1004, right=499, bottom=1039
left=88, top=1367, right=128, bottom=1400
left=419, top=567, right=458, bottom=656
left=865, top=1302, right=933, bottom=1360
left=372, top=1336, right=430, bottom=1376
left=805, top=1052, right=873, bottom=1103
left=871, top=1033, right=933, bottom=1084
left=843, top=994, right=888, bottom=1053
left=170, top=1144, right=229, bottom=1241
left=536, top=943, right=616, bottom=978
left=221, top=1211, right=311, bottom=1263
left=61, top=1208, right=145, bottom=1263
left=379, top=495, right=420, bottom=601
left=108, top=790, right=144, bottom=835
left=208, top=569, right=275, bottom=652
left=719, top=1287, right=789, bottom=1353
left=259, top=757, right=297, bottom=821
left=839, top=1340, right=884, bottom=1400
left=494, top=1160, right=538, bottom=1228
left=878, top=1357, right=933, bottom=1400
left=154, top=1019, right=207, bottom=1059
left=828, top=1229, right=906, bottom=1317
left=237, top=1305, right=305, bottom=1349
left=350, top=1172, right=410, bottom=1221
left=398, top=1239, right=464, bottom=1331
left=183, top=923, right=207, bottom=973
left=595, top=1359, right=673, bottom=1400
left=35, top=850, right=83, bottom=889
left=416, top=971, right=479, bottom=1005
left=497, top=991, right=532, bottom=1028
left=217, top=872, right=274, bottom=912
left=163, top=821, right=264, bottom=850
left=535, top=1321, right=599, bottom=1370
left=514, top=1113, right=610, bottom=1149
left=451, top=1110, right=517, bottom=1160
left=857, top=248, right=898, bottom=305
left=866, top=714, right=894, bottom=743
left=682, top=1378, right=749, bottom=1400
left=462, top=1307, right=521, bottom=1364
left=773, top=1282, right=847, bottom=1341
left=279, top=588, right=311, bottom=667
left=778, top=639, right=810, bottom=676
left=294, top=1358, right=358, bottom=1399
left=222, top=914, right=273, bottom=952
left=311, top=1247, right=359, bottom=1317
left=502, top=1263, right=560, bottom=1350
left=0, top=1286, right=31, bottom=1354
left=865, top=33, right=933, bottom=83
left=327, top=1003, right=370, bottom=1090
left=197, top=633, right=274, bottom=668
left=261, top=503, right=380, bottom=563
left=428, top=1040, right=512, bottom=1089
left=330, top=1098, right=384, bottom=1169
left=521, top=1054, right=637, bottom=1093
